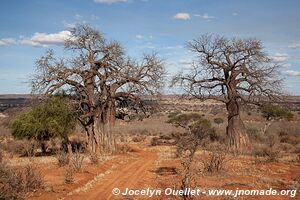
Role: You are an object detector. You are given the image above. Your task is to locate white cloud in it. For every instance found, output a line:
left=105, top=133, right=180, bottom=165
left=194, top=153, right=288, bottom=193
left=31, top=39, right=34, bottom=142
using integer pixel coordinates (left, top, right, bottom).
left=179, top=58, right=192, bottom=65
left=164, top=45, right=183, bottom=50
left=288, top=43, right=300, bottom=49
left=285, top=70, right=300, bottom=77
left=19, top=39, right=48, bottom=48
left=282, top=63, right=291, bottom=68
left=0, top=38, right=16, bottom=46
left=94, top=0, right=127, bottom=4
left=136, top=34, right=143, bottom=39
left=135, top=34, right=153, bottom=40
left=174, top=13, right=191, bottom=20
left=62, top=21, right=76, bottom=29
left=91, top=15, right=100, bottom=20
left=232, top=12, right=238, bottom=16
left=75, top=14, right=83, bottom=19
left=20, top=31, right=72, bottom=48
left=194, top=13, right=215, bottom=20
left=271, top=53, right=289, bottom=62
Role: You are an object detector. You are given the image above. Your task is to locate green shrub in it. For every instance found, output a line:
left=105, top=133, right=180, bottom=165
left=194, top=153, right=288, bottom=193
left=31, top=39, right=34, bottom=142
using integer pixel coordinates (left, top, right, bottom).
left=213, top=117, right=224, bottom=126
left=167, top=110, right=182, bottom=118
left=246, top=127, right=260, bottom=141
left=10, top=96, right=76, bottom=153
left=261, top=104, right=293, bottom=121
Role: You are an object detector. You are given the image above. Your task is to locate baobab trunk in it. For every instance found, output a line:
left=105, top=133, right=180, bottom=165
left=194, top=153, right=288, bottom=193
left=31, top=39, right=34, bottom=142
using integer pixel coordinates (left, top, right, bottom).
left=85, top=123, right=99, bottom=154
left=102, top=99, right=116, bottom=153
left=226, top=98, right=250, bottom=150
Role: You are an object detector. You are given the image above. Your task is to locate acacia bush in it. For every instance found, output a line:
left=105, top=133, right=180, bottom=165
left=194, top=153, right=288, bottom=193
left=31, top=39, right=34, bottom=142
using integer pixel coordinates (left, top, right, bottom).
left=10, top=96, right=76, bottom=154
left=168, top=113, right=216, bottom=199
left=261, top=104, right=293, bottom=121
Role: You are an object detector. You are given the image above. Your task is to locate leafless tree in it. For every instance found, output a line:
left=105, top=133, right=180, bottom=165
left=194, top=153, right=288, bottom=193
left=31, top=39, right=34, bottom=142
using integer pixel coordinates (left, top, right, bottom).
left=32, top=24, right=165, bottom=153
left=172, top=35, right=282, bottom=150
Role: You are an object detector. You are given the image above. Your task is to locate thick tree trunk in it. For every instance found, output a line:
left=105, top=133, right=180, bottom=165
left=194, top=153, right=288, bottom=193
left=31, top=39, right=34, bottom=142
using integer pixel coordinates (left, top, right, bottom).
left=102, top=100, right=116, bottom=153
left=226, top=98, right=250, bottom=150
left=84, top=112, right=116, bottom=154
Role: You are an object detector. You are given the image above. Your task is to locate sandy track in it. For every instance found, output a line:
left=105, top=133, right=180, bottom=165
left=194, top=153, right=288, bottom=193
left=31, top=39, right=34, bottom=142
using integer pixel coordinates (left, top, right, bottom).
left=65, top=147, right=158, bottom=200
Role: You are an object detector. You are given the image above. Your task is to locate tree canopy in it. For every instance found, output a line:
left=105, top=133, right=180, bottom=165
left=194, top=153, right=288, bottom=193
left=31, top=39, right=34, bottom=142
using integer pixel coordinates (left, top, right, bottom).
left=261, top=104, right=293, bottom=121
left=172, top=35, right=283, bottom=150
left=32, top=24, right=165, bottom=153
left=11, top=96, right=76, bottom=142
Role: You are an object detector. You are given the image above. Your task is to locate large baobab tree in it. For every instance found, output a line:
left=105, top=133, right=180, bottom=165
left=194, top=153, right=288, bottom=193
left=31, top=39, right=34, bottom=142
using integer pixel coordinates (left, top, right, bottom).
left=32, top=24, right=165, bottom=153
left=172, top=35, right=282, bottom=150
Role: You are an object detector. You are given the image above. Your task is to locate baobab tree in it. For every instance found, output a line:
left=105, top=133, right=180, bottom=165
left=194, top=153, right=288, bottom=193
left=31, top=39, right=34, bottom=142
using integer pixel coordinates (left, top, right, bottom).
left=32, top=24, right=165, bottom=153
left=172, top=35, right=282, bottom=150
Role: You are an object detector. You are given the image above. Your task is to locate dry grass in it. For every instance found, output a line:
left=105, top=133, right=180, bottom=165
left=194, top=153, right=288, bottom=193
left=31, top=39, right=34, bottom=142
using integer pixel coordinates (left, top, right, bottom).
left=0, top=160, right=43, bottom=199
left=70, top=151, right=84, bottom=172
left=56, top=150, right=70, bottom=167
left=64, top=166, right=74, bottom=184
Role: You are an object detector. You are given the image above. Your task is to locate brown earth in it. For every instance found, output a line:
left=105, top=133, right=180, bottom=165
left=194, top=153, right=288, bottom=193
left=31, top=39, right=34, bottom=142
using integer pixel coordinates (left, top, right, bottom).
left=27, top=144, right=159, bottom=200
left=26, top=143, right=300, bottom=200
left=65, top=145, right=158, bottom=200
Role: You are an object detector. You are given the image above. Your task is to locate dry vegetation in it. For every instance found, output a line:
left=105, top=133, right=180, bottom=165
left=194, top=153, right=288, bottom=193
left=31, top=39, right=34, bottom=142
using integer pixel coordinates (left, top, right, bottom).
left=0, top=99, right=299, bottom=199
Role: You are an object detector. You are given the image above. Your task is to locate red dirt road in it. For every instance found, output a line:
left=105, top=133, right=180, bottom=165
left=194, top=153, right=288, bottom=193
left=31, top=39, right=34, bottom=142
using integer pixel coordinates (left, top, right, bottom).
left=65, top=147, right=158, bottom=200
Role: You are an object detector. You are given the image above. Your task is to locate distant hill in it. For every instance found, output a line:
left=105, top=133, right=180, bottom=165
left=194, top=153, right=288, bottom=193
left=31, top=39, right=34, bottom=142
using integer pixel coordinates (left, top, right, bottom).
left=1, top=94, right=300, bottom=112
left=0, top=94, right=31, bottom=112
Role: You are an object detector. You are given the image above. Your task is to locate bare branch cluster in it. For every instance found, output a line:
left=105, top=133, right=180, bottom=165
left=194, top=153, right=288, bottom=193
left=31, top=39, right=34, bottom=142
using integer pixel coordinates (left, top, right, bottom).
left=172, top=34, right=283, bottom=105
left=32, top=24, right=165, bottom=127
left=31, top=24, right=165, bottom=152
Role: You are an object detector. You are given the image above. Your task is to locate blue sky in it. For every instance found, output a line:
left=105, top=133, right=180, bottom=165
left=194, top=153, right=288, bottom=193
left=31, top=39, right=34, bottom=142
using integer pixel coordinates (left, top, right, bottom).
left=0, top=0, right=300, bottom=94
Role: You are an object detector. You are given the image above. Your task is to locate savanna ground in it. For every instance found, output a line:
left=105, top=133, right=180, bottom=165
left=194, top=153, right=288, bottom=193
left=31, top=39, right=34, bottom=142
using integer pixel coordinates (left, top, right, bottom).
left=0, top=99, right=300, bottom=200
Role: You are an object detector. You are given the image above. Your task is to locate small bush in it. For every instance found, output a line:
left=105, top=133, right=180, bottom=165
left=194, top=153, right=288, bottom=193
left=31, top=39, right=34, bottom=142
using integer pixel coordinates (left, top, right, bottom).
left=294, top=143, right=300, bottom=154
left=213, top=117, right=224, bottom=126
left=252, top=144, right=281, bottom=162
left=89, top=154, right=99, bottom=165
left=210, top=108, right=221, bottom=116
left=71, top=151, right=84, bottom=172
left=1, top=139, right=37, bottom=157
left=167, top=111, right=182, bottom=118
left=56, top=151, right=70, bottom=167
left=132, top=135, right=146, bottom=143
left=279, top=143, right=295, bottom=153
left=261, top=104, right=293, bottom=121
left=0, top=161, right=24, bottom=199
left=117, top=144, right=135, bottom=153
left=0, top=161, right=43, bottom=199
left=203, top=151, right=226, bottom=173
left=247, top=127, right=260, bottom=141
left=280, top=135, right=300, bottom=145
left=263, top=132, right=279, bottom=147
left=64, top=167, right=74, bottom=184
left=265, top=148, right=281, bottom=162
left=22, top=165, right=43, bottom=192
